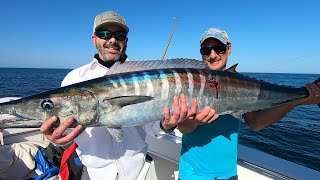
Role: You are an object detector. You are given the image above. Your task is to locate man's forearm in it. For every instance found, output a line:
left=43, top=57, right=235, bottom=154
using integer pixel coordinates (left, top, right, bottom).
left=245, top=98, right=304, bottom=131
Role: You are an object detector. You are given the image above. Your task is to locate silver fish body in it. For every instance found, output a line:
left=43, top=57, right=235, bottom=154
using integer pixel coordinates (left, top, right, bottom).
left=0, top=66, right=310, bottom=129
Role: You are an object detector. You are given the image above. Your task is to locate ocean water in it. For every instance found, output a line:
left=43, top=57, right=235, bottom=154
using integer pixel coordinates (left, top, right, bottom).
left=0, top=68, right=319, bottom=171
left=238, top=73, right=320, bottom=172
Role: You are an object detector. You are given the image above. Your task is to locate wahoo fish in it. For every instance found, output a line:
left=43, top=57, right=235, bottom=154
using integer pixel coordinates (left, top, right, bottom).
left=0, top=59, right=318, bottom=131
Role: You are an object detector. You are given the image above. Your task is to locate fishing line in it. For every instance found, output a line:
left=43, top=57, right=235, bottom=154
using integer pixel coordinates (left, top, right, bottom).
left=254, top=56, right=309, bottom=72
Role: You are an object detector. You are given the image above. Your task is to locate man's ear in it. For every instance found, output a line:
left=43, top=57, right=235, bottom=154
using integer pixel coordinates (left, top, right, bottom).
left=227, top=44, right=232, bottom=56
left=92, top=34, right=97, bottom=46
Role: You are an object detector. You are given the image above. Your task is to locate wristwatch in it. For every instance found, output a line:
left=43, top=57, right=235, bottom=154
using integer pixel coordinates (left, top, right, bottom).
left=160, top=121, right=177, bottom=133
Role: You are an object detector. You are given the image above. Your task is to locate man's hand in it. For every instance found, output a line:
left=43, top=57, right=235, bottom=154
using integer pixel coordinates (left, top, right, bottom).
left=161, top=93, right=219, bottom=133
left=161, top=94, right=197, bottom=131
left=178, top=106, right=219, bottom=133
left=40, top=116, right=85, bottom=145
left=190, top=106, right=220, bottom=125
left=303, top=82, right=320, bottom=104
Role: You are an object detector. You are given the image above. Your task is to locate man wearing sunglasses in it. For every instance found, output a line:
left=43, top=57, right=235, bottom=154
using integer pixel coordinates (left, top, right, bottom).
left=177, top=28, right=320, bottom=180
left=37, top=11, right=214, bottom=180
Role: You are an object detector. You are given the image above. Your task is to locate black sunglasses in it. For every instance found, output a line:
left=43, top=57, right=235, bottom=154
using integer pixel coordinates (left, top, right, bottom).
left=95, top=30, right=127, bottom=41
left=200, top=45, right=227, bottom=55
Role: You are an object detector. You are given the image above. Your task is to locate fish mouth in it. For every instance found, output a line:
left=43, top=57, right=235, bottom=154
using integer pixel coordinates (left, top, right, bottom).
left=0, top=114, right=43, bottom=128
left=10, top=112, right=35, bottom=120
left=0, top=114, right=19, bottom=122
left=0, top=113, right=34, bottom=128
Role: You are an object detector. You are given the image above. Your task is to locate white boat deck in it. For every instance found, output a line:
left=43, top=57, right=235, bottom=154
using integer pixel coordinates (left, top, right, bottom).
left=2, top=127, right=319, bottom=180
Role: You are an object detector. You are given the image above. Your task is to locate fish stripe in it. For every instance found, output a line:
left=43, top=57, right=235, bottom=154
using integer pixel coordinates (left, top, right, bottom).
left=158, top=70, right=169, bottom=99
left=185, top=69, right=194, bottom=101
left=118, top=75, right=127, bottom=92
left=130, top=73, right=140, bottom=95
left=142, top=72, right=154, bottom=96
left=197, top=69, right=206, bottom=101
left=108, top=78, right=118, bottom=88
left=171, top=69, right=182, bottom=96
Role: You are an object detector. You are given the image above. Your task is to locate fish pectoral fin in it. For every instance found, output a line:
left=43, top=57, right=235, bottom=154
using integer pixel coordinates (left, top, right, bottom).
left=107, top=128, right=123, bottom=142
left=103, top=95, right=154, bottom=108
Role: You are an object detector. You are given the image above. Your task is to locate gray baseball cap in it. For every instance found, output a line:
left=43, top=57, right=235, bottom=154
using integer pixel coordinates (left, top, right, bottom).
left=93, top=11, right=129, bottom=33
left=200, top=28, right=230, bottom=45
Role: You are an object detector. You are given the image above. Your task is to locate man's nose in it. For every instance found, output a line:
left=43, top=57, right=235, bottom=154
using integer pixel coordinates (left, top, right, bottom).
left=107, top=36, right=117, bottom=44
left=209, top=49, right=218, bottom=58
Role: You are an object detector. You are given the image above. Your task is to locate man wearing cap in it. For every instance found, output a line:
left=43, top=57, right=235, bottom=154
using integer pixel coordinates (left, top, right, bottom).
left=38, top=11, right=216, bottom=180
left=177, top=28, right=320, bottom=180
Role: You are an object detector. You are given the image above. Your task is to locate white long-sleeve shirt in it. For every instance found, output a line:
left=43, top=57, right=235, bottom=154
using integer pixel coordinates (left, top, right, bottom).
left=61, top=58, right=163, bottom=180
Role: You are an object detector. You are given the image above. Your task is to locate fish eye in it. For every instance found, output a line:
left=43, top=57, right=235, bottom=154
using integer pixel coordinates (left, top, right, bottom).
left=41, top=99, right=54, bottom=110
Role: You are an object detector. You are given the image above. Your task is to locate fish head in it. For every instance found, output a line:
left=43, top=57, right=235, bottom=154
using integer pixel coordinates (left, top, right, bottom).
left=0, top=88, right=99, bottom=128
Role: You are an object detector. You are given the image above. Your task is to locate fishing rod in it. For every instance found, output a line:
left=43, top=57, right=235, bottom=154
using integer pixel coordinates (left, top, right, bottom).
left=161, top=17, right=178, bottom=60
left=253, top=56, right=309, bottom=72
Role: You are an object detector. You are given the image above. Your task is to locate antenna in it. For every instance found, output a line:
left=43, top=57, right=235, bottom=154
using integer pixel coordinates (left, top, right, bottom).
left=161, top=17, right=178, bottom=60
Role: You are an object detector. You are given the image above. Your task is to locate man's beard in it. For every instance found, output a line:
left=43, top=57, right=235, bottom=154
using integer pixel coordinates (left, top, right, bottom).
left=101, top=52, right=120, bottom=62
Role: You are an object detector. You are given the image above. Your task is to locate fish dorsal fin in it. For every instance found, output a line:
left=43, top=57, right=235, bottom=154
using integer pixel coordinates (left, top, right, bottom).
left=103, top=95, right=153, bottom=109
left=106, top=59, right=206, bottom=75
left=226, top=63, right=239, bottom=73
left=107, top=128, right=123, bottom=142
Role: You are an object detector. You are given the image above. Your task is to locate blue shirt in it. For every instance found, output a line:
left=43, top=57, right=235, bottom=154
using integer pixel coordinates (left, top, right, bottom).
left=179, top=114, right=240, bottom=179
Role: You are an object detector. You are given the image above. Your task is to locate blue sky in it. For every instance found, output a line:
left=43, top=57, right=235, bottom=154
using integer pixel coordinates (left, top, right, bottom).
left=0, top=0, right=319, bottom=74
